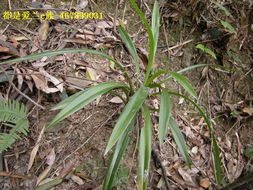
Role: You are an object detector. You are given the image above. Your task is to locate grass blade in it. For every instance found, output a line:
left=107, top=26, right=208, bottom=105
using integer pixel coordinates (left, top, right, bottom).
left=158, top=90, right=172, bottom=146
left=220, top=20, right=236, bottom=34
left=138, top=105, right=152, bottom=190
left=151, top=1, right=160, bottom=67
left=159, top=64, right=237, bottom=84
left=105, top=86, right=149, bottom=155
left=212, top=135, right=222, bottom=184
left=47, top=82, right=127, bottom=130
left=169, top=118, right=191, bottom=167
left=196, top=44, right=217, bottom=59
left=103, top=118, right=135, bottom=190
left=166, top=91, right=222, bottom=184
left=128, top=0, right=155, bottom=84
left=51, top=90, right=84, bottom=110
left=117, top=26, right=140, bottom=74
left=0, top=49, right=124, bottom=70
left=169, top=72, right=197, bottom=98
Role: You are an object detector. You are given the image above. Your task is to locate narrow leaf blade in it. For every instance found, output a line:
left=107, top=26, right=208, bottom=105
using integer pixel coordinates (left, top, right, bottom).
left=47, top=82, right=127, bottom=129
left=118, top=26, right=140, bottom=74
left=212, top=135, right=222, bottom=184
left=103, top=118, right=135, bottom=190
left=169, top=118, right=191, bottom=167
left=0, top=49, right=124, bottom=69
left=196, top=44, right=217, bottom=59
left=169, top=72, right=197, bottom=98
left=138, top=106, right=152, bottom=190
left=220, top=20, right=236, bottom=34
left=158, top=90, right=172, bottom=146
left=105, top=86, right=149, bottom=154
left=151, top=1, right=160, bottom=63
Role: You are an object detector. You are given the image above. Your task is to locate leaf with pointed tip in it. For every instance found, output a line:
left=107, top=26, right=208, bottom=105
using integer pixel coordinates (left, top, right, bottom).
left=47, top=82, right=128, bottom=130
left=196, top=44, right=217, bottom=59
left=0, top=49, right=124, bottom=70
left=138, top=105, right=152, bottom=190
left=103, top=118, right=135, bottom=190
left=105, top=86, right=149, bottom=155
left=118, top=26, right=140, bottom=74
left=158, top=90, right=172, bottom=146
left=169, top=72, right=197, bottom=98
left=166, top=91, right=222, bottom=184
left=169, top=118, right=191, bottom=167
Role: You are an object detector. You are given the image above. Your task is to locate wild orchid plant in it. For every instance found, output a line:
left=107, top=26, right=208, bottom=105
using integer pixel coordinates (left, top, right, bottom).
left=0, top=0, right=222, bottom=189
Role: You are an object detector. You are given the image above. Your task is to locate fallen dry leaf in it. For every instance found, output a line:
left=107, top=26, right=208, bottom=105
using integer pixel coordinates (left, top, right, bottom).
left=46, top=148, right=56, bottom=166
left=36, top=166, right=52, bottom=186
left=38, top=20, right=50, bottom=41
left=109, top=96, right=123, bottom=104
left=27, top=126, right=45, bottom=172
left=199, top=178, right=211, bottom=188
left=28, top=69, right=63, bottom=94
left=71, top=175, right=84, bottom=185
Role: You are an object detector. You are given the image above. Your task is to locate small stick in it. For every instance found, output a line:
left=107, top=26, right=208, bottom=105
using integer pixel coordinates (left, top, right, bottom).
left=4, top=71, right=45, bottom=110
left=0, top=171, right=30, bottom=180
left=152, top=146, right=170, bottom=190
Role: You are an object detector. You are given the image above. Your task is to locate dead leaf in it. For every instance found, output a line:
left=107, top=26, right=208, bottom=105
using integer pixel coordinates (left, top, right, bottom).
left=38, top=20, right=49, bottom=41
left=86, top=67, right=98, bottom=84
left=109, top=96, right=123, bottom=104
left=78, top=0, right=88, bottom=9
left=178, top=168, right=197, bottom=187
left=36, top=148, right=56, bottom=186
left=16, top=68, right=23, bottom=89
left=36, top=166, right=52, bottom=186
left=28, top=69, right=63, bottom=94
left=46, top=148, right=56, bottom=166
left=40, top=68, right=63, bottom=92
left=71, top=175, right=84, bottom=185
left=65, top=76, right=92, bottom=90
left=199, top=178, right=211, bottom=188
left=242, top=106, right=253, bottom=115
left=58, top=158, right=79, bottom=178
left=0, top=39, right=19, bottom=56
left=27, top=126, right=45, bottom=172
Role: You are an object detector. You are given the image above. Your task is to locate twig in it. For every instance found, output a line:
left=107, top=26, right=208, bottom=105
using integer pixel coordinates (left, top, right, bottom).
left=152, top=146, right=170, bottom=190
left=0, top=171, right=30, bottom=180
left=4, top=71, right=45, bottom=110
left=220, top=172, right=253, bottom=190
left=162, top=39, right=193, bottom=53
left=8, top=0, right=11, bottom=10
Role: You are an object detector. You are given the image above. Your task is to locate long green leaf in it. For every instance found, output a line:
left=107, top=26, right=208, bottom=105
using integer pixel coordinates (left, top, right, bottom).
left=212, top=134, right=222, bottom=184
left=117, top=26, right=140, bottom=74
left=151, top=1, right=160, bottom=68
left=47, top=82, right=127, bottom=129
left=51, top=90, right=84, bottom=110
left=158, top=64, right=237, bottom=84
left=148, top=70, right=197, bottom=98
left=103, top=118, right=135, bottom=190
left=128, top=0, right=155, bottom=84
left=105, top=86, right=149, bottom=155
left=138, top=105, right=152, bottom=190
left=169, top=118, right=191, bottom=167
left=169, top=72, right=197, bottom=98
left=158, top=90, right=172, bottom=146
left=166, top=91, right=222, bottom=184
left=0, top=49, right=124, bottom=69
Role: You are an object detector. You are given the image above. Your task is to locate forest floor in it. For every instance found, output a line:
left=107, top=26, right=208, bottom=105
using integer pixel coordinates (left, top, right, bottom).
left=0, top=0, right=253, bottom=189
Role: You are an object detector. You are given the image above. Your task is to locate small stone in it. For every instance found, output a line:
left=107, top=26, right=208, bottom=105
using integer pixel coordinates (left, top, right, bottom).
left=191, top=146, right=198, bottom=154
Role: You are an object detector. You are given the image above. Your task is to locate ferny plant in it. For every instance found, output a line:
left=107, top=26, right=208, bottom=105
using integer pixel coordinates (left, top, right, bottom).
left=0, top=0, right=222, bottom=189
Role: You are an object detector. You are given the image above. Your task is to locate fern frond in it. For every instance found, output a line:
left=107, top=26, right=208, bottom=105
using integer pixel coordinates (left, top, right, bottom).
left=0, top=100, right=29, bottom=153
